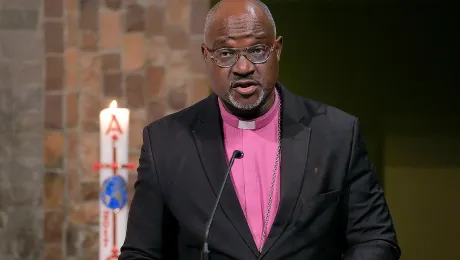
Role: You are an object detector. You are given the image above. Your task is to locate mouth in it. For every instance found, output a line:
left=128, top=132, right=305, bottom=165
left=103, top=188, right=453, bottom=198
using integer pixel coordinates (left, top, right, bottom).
left=231, top=80, right=260, bottom=95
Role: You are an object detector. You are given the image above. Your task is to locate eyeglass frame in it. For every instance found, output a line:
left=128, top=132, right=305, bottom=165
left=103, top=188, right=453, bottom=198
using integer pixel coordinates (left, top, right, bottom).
left=203, top=41, right=277, bottom=68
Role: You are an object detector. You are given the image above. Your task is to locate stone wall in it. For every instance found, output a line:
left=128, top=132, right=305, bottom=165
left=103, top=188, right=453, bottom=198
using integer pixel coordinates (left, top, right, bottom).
left=2, top=0, right=210, bottom=259
left=0, top=0, right=45, bottom=259
left=42, top=0, right=210, bottom=259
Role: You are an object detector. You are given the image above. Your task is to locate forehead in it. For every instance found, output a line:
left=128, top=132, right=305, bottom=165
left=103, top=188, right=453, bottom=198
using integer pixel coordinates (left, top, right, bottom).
left=207, top=5, right=273, bottom=48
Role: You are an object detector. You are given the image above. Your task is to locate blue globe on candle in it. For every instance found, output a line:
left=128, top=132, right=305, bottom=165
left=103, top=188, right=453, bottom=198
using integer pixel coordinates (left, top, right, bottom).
left=100, top=175, right=128, bottom=211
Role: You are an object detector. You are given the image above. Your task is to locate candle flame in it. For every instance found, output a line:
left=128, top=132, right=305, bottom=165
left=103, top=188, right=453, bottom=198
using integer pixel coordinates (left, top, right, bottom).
left=109, top=100, right=117, bottom=109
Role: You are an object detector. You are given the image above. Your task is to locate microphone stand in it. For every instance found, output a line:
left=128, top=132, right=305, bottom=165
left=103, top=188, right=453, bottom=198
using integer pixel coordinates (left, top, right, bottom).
left=201, top=150, right=244, bottom=260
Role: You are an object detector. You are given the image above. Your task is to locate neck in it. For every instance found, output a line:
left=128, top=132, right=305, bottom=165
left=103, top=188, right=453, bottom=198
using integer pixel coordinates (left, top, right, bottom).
left=224, top=90, right=276, bottom=120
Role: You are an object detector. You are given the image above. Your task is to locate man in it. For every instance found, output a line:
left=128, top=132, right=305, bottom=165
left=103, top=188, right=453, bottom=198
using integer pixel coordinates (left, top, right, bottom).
left=119, top=0, right=400, bottom=259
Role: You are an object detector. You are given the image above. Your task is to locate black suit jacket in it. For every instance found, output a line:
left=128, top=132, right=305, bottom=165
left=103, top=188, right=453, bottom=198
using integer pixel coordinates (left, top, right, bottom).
left=119, top=84, right=400, bottom=260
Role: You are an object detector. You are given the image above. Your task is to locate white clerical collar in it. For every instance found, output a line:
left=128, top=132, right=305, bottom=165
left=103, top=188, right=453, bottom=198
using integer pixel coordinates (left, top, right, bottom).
left=237, top=120, right=256, bottom=130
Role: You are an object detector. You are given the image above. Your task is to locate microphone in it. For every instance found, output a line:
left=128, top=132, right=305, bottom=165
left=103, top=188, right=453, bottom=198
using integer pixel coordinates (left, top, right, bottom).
left=202, top=150, right=244, bottom=260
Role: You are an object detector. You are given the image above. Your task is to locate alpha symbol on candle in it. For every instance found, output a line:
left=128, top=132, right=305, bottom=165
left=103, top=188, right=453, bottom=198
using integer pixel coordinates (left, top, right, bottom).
left=105, top=100, right=123, bottom=135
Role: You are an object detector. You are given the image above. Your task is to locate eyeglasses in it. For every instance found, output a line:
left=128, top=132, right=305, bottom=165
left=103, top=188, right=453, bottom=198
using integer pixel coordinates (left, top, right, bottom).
left=204, top=42, right=276, bottom=68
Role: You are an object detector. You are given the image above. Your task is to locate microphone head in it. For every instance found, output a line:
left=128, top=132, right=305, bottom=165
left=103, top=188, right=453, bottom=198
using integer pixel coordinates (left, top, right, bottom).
left=234, top=150, right=244, bottom=159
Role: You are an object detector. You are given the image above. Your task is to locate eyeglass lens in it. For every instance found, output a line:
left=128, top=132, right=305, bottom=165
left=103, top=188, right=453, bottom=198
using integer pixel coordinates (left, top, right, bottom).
left=213, top=45, right=271, bottom=67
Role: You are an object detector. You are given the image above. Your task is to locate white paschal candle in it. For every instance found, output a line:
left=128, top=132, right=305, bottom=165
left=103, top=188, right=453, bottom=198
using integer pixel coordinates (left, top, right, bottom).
left=98, top=100, right=130, bottom=260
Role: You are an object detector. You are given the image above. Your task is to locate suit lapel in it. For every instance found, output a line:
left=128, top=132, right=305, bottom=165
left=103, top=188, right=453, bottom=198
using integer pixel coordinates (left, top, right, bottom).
left=261, top=84, right=312, bottom=255
left=192, top=95, right=259, bottom=256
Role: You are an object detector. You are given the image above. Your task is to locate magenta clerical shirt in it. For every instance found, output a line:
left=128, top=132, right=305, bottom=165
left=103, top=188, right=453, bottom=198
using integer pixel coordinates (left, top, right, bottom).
left=218, top=92, right=281, bottom=250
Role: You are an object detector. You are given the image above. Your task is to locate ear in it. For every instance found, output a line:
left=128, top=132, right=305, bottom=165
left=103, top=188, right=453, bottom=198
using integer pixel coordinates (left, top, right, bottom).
left=201, top=43, right=208, bottom=61
left=275, top=36, right=283, bottom=61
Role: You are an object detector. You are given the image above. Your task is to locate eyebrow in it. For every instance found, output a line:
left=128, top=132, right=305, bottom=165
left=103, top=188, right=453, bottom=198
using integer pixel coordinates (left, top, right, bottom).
left=213, top=37, right=232, bottom=46
left=212, top=34, right=268, bottom=49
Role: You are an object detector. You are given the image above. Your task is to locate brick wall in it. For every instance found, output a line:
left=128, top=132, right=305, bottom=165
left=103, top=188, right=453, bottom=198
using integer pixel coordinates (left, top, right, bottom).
left=0, top=0, right=44, bottom=259
left=42, top=0, right=210, bottom=259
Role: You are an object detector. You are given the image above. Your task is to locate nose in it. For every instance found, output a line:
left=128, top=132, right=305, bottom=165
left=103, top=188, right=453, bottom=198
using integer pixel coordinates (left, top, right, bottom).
left=232, top=54, right=255, bottom=77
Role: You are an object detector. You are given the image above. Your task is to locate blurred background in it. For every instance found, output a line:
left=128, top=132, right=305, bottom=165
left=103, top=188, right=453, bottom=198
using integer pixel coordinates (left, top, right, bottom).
left=0, top=0, right=458, bottom=259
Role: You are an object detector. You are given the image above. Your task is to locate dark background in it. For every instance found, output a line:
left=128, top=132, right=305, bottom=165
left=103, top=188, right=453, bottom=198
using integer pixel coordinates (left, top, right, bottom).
left=267, top=0, right=459, bottom=179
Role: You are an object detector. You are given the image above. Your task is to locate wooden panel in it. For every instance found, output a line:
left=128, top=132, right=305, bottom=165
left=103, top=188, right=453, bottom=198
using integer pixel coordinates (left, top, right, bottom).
left=385, top=167, right=460, bottom=260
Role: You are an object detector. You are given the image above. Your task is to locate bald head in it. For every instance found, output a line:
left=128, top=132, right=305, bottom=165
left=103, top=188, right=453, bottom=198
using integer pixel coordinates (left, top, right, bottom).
left=204, top=0, right=276, bottom=44
left=201, top=0, right=283, bottom=118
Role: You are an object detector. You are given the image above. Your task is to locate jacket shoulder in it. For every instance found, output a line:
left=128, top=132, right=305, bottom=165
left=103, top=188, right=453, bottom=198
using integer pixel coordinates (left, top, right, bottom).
left=298, top=96, right=358, bottom=131
left=144, top=96, right=208, bottom=133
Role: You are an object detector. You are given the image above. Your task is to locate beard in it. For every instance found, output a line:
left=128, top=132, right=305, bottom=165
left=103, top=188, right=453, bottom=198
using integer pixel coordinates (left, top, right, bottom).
left=227, top=87, right=265, bottom=111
